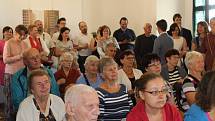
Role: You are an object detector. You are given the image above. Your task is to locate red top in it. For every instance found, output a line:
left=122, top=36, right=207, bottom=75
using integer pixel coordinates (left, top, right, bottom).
left=29, top=36, right=43, bottom=52
left=126, top=100, right=182, bottom=121
left=54, top=68, right=80, bottom=95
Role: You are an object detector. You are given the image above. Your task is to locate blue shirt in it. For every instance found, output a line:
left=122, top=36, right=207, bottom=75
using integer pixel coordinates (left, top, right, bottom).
left=76, top=73, right=103, bottom=89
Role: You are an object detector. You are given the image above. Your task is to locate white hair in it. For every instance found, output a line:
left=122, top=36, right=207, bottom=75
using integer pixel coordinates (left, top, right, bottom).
left=84, top=55, right=99, bottom=66
left=64, top=84, right=98, bottom=107
left=59, top=52, right=73, bottom=62
left=184, top=51, right=203, bottom=69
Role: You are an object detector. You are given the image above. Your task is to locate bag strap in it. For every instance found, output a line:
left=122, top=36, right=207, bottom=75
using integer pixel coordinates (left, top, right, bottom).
left=83, top=74, right=91, bottom=86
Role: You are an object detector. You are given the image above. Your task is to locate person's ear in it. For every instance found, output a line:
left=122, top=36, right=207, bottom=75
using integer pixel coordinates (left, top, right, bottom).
left=65, top=102, right=75, bottom=117
left=139, top=91, right=145, bottom=100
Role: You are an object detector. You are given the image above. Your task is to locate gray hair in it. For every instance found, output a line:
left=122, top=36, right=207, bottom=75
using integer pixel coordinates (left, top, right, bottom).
left=59, top=52, right=73, bottom=62
left=185, top=51, right=203, bottom=69
left=84, top=55, right=99, bottom=66
left=64, top=84, right=98, bottom=107
left=210, top=17, right=215, bottom=23
left=98, top=57, right=117, bottom=73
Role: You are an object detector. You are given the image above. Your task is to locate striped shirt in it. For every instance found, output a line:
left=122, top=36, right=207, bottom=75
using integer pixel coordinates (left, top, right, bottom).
left=96, top=84, right=133, bottom=121
left=181, top=74, right=200, bottom=111
left=168, top=67, right=181, bottom=85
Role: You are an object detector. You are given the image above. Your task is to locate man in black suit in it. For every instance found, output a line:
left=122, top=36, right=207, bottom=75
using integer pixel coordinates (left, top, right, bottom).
left=168, top=13, right=192, bottom=50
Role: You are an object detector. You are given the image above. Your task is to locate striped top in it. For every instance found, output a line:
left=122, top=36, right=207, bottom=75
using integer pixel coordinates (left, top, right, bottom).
left=168, top=67, right=181, bottom=85
left=181, top=74, right=200, bottom=111
left=96, top=84, right=133, bottom=121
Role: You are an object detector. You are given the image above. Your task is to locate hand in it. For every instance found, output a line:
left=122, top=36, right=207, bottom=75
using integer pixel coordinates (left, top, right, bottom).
left=57, top=78, right=66, bottom=85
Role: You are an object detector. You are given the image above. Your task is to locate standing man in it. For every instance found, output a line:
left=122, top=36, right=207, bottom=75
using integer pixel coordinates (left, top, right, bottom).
left=134, top=23, right=157, bottom=69
left=52, top=17, right=67, bottom=42
left=34, top=20, right=54, bottom=49
left=170, top=13, right=192, bottom=50
left=74, top=21, right=92, bottom=72
left=153, top=19, right=173, bottom=65
left=113, top=17, right=136, bottom=51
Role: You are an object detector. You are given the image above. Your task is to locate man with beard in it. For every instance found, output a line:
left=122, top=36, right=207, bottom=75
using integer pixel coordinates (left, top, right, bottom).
left=34, top=20, right=54, bottom=49
left=74, top=21, right=92, bottom=72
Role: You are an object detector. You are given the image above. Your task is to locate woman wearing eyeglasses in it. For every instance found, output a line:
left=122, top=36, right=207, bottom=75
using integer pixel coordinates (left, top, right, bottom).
left=126, top=72, right=182, bottom=121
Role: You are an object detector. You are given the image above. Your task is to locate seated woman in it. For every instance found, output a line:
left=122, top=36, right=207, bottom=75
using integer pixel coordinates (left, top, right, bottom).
left=118, top=50, right=142, bottom=105
left=54, top=52, right=80, bottom=98
left=127, top=72, right=182, bottom=121
left=16, top=69, right=65, bottom=121
left=96, top=57, right=132, bottom=120
left=76, top=55, right=103, bottom=88
left=97, top=25, right=120, bottom=58
left=181, top=51, right=204, bottom=111
left=142, top=53, right=161, bottom=74
left=184, top=71, right=215, bottom=121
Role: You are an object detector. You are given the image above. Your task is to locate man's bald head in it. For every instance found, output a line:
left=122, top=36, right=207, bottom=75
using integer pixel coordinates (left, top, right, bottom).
left=23, top=48, right=41, bottom=70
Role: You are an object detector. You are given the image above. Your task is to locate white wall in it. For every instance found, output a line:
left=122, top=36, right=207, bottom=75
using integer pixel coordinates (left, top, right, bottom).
left=0, top=0, right=193, bottom=38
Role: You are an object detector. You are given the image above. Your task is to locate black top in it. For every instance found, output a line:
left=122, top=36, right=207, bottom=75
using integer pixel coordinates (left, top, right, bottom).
left=113, top=28, right=136, bottom=42
left=134, top=34, right=157, bottom=69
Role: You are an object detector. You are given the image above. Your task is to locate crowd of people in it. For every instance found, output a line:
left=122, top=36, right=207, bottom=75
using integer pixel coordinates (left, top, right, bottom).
left=0, top=13, right=215, bottom=121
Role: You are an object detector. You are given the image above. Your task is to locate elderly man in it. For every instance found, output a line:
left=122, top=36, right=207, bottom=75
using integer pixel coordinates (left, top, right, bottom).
left=64, top=84, right=100, bottom=121
left=34, top=20, right=54, bottom=49
left=11, top=48, right=60, bottom=111
left=113, top=17, right=136, bottom=51
left=135, top=23, right=157, bottom=69
left=74, top=21, right=92, bottom=72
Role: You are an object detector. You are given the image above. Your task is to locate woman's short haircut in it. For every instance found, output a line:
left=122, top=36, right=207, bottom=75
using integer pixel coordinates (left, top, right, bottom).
left=142, top=53, right=160, bottom=69
left=99, top=25, right=111, bottom=37
left=64, top=84, right=97, bottom=107
left=165, top=49, right=180, bottom=58
left=84, top=55, right=99, bottom=66
left=58, top=27, right=70, bottom=41
left=28, top=24, right=37, bottom=32
left=98, top=57, right=117, bottom=73
left=59, top=52, right=74, bottom=62
left=196, top=71, right=215, bottom=112
left=184, top=51, right=203, bottom=69
left=119, top=49, right=135, bottom=66
left=28, top=69, right=50, bottom=90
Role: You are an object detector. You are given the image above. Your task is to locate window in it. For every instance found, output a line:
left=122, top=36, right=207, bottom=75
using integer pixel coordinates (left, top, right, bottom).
left=193, top=0, right=215, bottom=34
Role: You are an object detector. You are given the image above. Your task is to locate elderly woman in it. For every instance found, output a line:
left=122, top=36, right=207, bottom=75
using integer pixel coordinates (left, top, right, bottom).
left=185, top=71, right=215, bottom=121
left=127, top=72, right=182, bottom=121
left=54, top=52, right=80, bottom=98
left=16, top=69, right=65, bottom=121
left=96, top=57, right=132, bottom=120
left=118, top=50, right=142, bottom=105
left=142, top=53, right=161, bottom=74
left=97, top=25, right=120, bottom=58
left=76, top=55, right=103, bottom=88
left=64, top=84, right=100, bottom=121
left=181, top=51, right=204, bottom=111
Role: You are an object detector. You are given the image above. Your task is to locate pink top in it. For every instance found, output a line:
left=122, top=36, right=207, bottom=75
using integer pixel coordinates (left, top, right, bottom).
left=0, top=40, right=5, bottom=85
left=3, top=38, right=28, bottom=74
left=206, top=112, right=213, bottom=121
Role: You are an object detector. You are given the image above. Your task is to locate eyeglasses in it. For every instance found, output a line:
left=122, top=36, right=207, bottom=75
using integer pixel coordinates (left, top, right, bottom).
left=148, top=62, right=161, bottom=67
left=143, top=87, right=169, bottom=96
